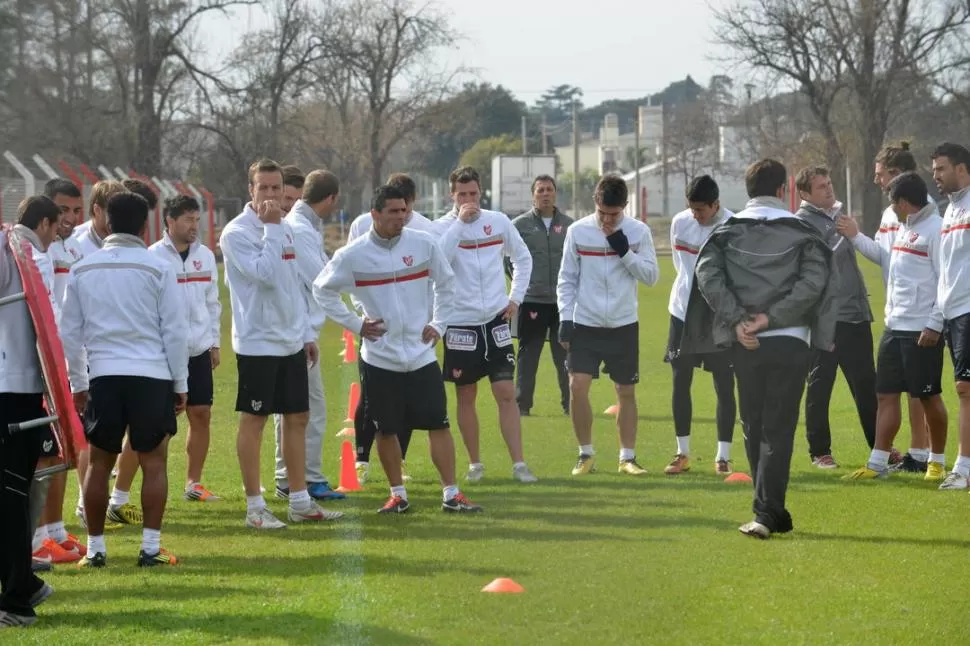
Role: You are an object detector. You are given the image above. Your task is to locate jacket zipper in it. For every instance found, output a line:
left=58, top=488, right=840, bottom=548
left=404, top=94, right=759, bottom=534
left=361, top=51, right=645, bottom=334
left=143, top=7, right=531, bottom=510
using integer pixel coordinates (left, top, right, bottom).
left=545, top=214, right=553, bottom=296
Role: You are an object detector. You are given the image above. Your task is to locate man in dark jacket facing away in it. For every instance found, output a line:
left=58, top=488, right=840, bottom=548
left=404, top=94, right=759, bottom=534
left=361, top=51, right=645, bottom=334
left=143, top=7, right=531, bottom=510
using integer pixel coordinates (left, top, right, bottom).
left=682, top=159, right=835, bottom=539
left=795, top=166, right=877, bottom=468
left=508, top=175, right=573, bottom=416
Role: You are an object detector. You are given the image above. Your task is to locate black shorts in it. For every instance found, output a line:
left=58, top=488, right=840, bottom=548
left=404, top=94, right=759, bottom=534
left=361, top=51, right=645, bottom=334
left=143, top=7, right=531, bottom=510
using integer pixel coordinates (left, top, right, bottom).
left=876, top=330, right=944, bottom=398
left=567, top=322, right=640, bottom=385
left=442, top=315, right=516, bottom=385
left=235, top=351, right=309, bottom=415
left=85, top=376, right=177, bottom=453
left=945, top=313, right=970, bottom=381
left=360, top=360, right=449, bottom=435
left=187, top=350, right=214, bottom=407
left=663, top=316, right=732, bottom=372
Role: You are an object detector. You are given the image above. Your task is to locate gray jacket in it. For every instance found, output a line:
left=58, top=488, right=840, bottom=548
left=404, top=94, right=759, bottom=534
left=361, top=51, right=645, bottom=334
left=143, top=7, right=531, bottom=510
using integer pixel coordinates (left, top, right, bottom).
left=508, top=207, right=573, bottom=304
left=795, top=201, right=872, bottom=323
left=681, top=201, right=837, bottom=354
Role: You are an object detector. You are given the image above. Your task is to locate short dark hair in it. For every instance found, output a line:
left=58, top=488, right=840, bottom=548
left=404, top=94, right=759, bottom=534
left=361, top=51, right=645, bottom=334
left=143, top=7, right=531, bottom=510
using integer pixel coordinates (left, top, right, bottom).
left=249, top=158, right=283, bottom=185
left=449, top=166, right=481, bottom=192
left=282, top=165, right=305, bottom=189
left=876, top=141, right=917, bottom=173
left=43, top=178, right=82, bottom=200
left=685, top=175, right=719, bottom=204
left=122, top=178, right=158, bottom=210
left=531, top=174, right=557, bottom=193
left=745, top=159, right=787, bottom=199
left=931, top=142, right=970, bottom=173
left=164, top=195, right=200, bottom=223
left=794, top=166, right=829, bottom=194
left=303, top=170, right=340, bottom=204
left=889, top=172, right=929, bottom=208
left=386, top=173, right=417, bottom=202
left=371, top=185, right=407, bottom=212
left=594, top=174, right=628, bottom=207
left=106, top=192, right=149, bottom=236
left=17, top=195, right=60, bottom=230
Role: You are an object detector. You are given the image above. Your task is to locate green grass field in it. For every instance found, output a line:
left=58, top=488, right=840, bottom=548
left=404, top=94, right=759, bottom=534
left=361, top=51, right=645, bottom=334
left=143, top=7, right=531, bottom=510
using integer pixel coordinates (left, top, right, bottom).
left=13, top=258, right=970, bottom=645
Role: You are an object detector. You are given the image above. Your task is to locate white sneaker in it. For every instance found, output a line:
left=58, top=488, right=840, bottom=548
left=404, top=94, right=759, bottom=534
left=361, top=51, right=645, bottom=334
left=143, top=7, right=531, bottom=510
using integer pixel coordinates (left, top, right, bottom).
left=939, top=472, right=969, bottom=490
left=288, top=501, right=345, bottom=523
left=466, top=464, right=485, bottom=482
left=739, top=521, right=771, bottom=539
left=75, top=504, right=86, bottom=529
left=355, top=462, right=370, bottom=485
left=513, top=464, right=538, bottom=483
left=245, top=507, right=287, bottom=529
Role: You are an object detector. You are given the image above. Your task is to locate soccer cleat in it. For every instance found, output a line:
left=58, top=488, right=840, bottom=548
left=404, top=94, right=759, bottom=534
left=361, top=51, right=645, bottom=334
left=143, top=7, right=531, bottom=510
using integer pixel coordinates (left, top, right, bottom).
left=513, top=463, right=538, bottom=482
left=31, top=558, right=52, bottom=572
left=138, top=548, right=178, bottom=567
left=77, top=505, right=121, bottom=531
left=355, top=462, right=370, bottom=485
left=618, top=459, right=648, bottom=475
left=888, top=447, right=904, bottom=466
left=925, top=462, right=947, bottom=481
left=519, top=408, right=530, bottom=417
left=35, top=538, right=81, bottom=564
left=739, top=521, right=771, bottom=539
left=401, top=461, right=412, bottom=482
left=307, top=482, right=346, bottom=501
left=245, top=508, right=287, bottom=529
left=274, top=485, right=290, bottom=501
left=843, top=467, right=888, bottom=480
left=466, top=464, right=485, bottom=482
left=939, top=472, right=969, bottom=490
left=442, top=493, right=483, bottom=513
left=812, top=454, right=838, bottom=469
left=60, top=534, right=87, bottom=557
left=378, top=495, right=410, bottom=514
left=664, top=454, right=691, bottom=475
left=889, top=453, right=928, bottom=473
left=184, top=483, right=221, bottom=502
left=29, top=582, right=54, bottom=608
left=287, top=501, right=345, bottom=523
left=0, top=610, right=37, bottom=628
left=715, top=459, right=733, bottom=475
left=571, top=454, right=596, bottom=476
left=77, top=552, right=106, bottom=568
left=107, top=503, right=142, bottom=525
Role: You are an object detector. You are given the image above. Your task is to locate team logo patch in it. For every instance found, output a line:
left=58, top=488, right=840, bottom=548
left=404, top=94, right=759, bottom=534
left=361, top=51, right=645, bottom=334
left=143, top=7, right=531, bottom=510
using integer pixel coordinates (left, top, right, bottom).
left=909, top=232, right=919, bottom=243
left=491, top=323, right=513, bottom=347
left=529, top=311, right=538, bottom=320
left=251, top=400, right=262, bottom=412
left=193, top=260, right=202, bottom=270
left=445, top=329, right=478, bottom=351
left=402, top=256, right=413, bottom=266
left=553, top=225, right=563, bottom=234
left=452, top=369, right=463, bottom=379
left=42, top=440, right=53, bottom=453
left=483, top=224, right=492, bottom=235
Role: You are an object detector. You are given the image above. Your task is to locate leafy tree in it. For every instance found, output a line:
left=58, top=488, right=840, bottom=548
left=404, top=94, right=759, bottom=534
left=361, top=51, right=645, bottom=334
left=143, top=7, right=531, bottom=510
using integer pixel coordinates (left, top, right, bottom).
left=457, top=134, right=521, bottom=208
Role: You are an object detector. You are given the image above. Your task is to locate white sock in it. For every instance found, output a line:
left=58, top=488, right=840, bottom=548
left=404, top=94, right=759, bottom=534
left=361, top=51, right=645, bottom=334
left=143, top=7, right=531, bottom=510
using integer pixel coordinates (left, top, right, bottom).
left=579, top=445, right=594, bottom=457
left=289, top=489, right=312, bottom=507
left=76, top=490, right=84, bottom=509
left=141, top=528, right=161, bottom=555
left=619, top=448, right=635, bottom=462
left=868, top=449, right=891, bottom=471
left=32, top=526, right=48, bottom=551
left=676, top=435, right=690, bottom=456
left=470, top=462, right=484, bottom=470
left=390, top=485, right=407, bottom=500
left=512, top=461, right=526, bottom=470
left=953, top=455, right=970, bottom=477
left=716, top=441, right=731, bottom=462
left=443, top=485, right=460, bottom=501
left=910, top=448, right=929, bottom=462
left=87, top=534, right=106, bottom=556
left=48, top=521, right=68, bottom=544
left=246, top=495, right=266, bottom=514
left=930, top=453, right=946, bottom=466
left=109, top=488, right=130, bottom=507
left=355, top=461, right=369, bottom=468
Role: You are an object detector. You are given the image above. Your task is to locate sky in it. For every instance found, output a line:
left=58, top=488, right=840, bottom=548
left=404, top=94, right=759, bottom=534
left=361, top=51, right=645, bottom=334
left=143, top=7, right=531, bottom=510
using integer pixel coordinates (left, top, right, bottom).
left=201, top=0, right=734, bottom=106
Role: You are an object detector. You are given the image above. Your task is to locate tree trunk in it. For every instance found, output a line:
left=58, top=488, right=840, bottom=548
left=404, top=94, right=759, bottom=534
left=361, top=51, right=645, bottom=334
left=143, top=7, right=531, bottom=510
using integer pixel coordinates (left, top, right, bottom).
left=369, top=120, right=383, bottom=189
left=859, top=132, right=883, bottom=235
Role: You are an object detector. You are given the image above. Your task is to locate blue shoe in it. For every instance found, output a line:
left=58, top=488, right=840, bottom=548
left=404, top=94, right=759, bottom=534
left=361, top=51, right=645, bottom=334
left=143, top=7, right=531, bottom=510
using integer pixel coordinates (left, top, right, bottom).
left=307, top=482, right=346, bottom=501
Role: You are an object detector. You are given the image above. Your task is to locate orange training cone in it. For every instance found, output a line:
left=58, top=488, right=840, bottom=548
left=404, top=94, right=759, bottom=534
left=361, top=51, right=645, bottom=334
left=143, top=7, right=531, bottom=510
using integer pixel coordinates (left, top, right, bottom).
left=342, top=329, right=357, bottom=363
left=335, top=440, right=361, bottom=493
left=344, top=382, right=360, bottom=423
left=482, top=578, right=525, bottom=593
left=336, top=427, right=355, bottom=437
left=604, top=404, right=618, bottom=415
left=725, top=472, right=753, bottom=483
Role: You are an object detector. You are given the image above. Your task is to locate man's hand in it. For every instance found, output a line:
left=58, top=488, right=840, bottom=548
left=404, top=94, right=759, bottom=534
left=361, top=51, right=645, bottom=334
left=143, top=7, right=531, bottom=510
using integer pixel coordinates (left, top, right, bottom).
left=422, top=325, right=440, bottom=345
left=257, top=199, right=283, bottom=225
left=209, top=347, right=221, bottom=370
left=742, top=312, right=770, bottom=335
left=918, top=328, right=941, bottom=347
left=73, top=392, right=88, bottom=417
left=558, top=320, right=574, bottom=351
left=458, top=202, right=480, bottom=223
left=360, top=318, right=387, bottom=341
left=735, top=323, right=760, bottom=350
left=835, top=214, right=859, bottom=238
left=605, top=229, right=630, bottom=258
left=503, top=300, right=519, bottom=322
left=305, top=342, right=319, bottom=366
left=174, top=392, right=188, bottom=415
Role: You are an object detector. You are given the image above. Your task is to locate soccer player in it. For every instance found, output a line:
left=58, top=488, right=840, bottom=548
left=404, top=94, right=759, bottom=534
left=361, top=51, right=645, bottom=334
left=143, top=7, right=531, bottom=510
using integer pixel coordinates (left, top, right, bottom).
left=932, top=142, right=970, bottom=490
left=435, top=166, right=538, bottom=483
left=72, top=180, right=125, bottom=257
left=558, top=175, right=659, bottom=476
left=61, top=192, right=188, bottom=567
left=220, top=159, right=342, bottom=529
left=663, top=175, right=735, bottom=476
left=148, top=195, right=222, bottom=501
left=273, top=170, right=344, bottom=502
left=44, top=179, right=85, bottom=308
left=839, top=172, right=947, bottom=481
left=508, top=175, right=573, bottom=417
left=281, top=165, right=304, bottom=214
left=348, top=173, right=434, bottom=484
left=313, top=184, right=482, bottom=514
left=683, top=159, right=834, bottom=539
left=796, top=166, right=878, bottom=468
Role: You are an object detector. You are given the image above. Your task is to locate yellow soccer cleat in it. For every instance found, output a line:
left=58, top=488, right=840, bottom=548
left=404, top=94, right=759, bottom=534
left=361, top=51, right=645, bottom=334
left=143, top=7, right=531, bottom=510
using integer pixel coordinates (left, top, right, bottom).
left=571, top=454, right=596, bottom=476
left=107, top=503, right=142, bottom=525
left=843, top=467, right=887, bottom=480
left=925, top=462, right=947, bottom=481
left=664, top=454, right=690, bottom=475
left=618, top=459, right=648, bottom=475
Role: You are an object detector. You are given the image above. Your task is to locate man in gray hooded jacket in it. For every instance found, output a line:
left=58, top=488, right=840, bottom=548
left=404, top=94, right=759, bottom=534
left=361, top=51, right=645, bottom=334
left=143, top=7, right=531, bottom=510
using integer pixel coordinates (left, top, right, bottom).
left=682, top=159, right=836, bottom=540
